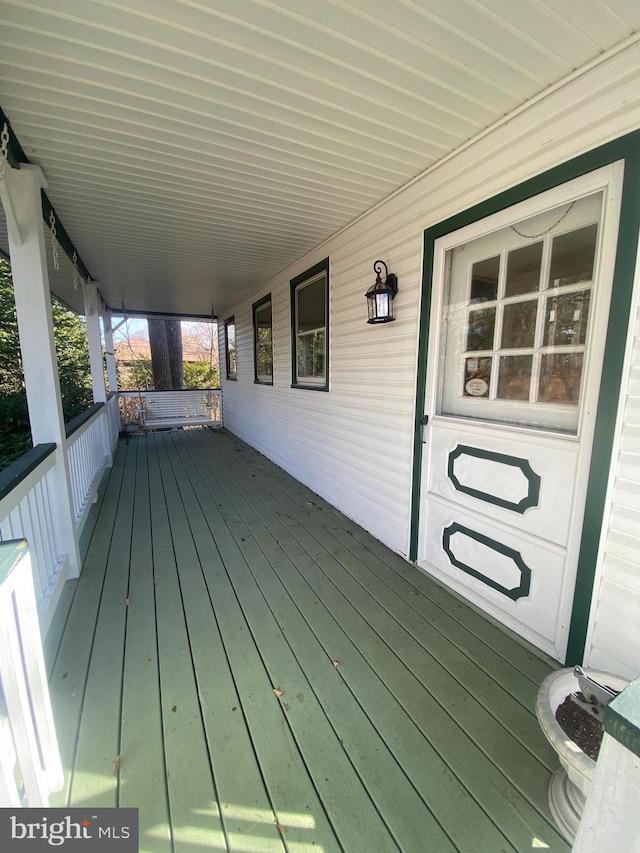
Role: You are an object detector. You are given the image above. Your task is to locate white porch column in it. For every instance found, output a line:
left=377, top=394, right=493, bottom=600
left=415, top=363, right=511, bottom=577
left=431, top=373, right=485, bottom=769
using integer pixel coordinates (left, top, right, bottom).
left=103, top=311, right=118, bottom=394
left=0, top=164, right=81, bottom=577
left=82, top=279, right=113, bottom=466
left=82, top=279, right=107, bottom=404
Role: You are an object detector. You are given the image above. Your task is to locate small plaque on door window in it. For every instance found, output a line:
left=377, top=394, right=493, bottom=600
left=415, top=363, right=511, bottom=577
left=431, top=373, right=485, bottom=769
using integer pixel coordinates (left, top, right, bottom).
left=464, top=356, right=491, bottom=397
left=465, top=378, right=488, bottom=396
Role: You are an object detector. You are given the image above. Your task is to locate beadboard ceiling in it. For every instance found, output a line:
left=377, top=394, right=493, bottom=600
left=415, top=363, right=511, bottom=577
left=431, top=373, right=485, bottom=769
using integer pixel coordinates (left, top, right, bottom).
left=1, top=0, right=639, bottom=318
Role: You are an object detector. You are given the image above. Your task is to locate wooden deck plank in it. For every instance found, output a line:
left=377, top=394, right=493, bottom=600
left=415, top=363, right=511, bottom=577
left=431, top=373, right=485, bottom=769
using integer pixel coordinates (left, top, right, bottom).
left=241, top=436, right=556, bottom=689
left=119, top=436, right=172, bottom=852
left=49, top=428, right=572, bottom=852
left=158, top=432, right=382, bottom=852
left=233, top=456, right=556, bottom=769
left=174, top=433, right=502, bottom=852
left=227, top=432, right=558, bottom=714
left=153, top=434, right=289, bottom=853
left=146, top=434, right=226, bottom=852
left=69, top=438, right=138, bottom=807
left=48, top=440, right=129, bottom=806
left=184, top=429, right=569, bottom=852
left=44, top=579, right=77, bottom=678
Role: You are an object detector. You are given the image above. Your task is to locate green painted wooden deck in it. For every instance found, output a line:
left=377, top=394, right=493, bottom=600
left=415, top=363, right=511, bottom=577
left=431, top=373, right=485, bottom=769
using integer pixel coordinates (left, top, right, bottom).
left=46, top=428, right=569, bottom=853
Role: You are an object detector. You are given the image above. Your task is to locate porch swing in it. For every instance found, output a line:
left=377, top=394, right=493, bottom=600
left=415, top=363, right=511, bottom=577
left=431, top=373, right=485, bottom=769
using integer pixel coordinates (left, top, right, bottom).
left=120, top=311, right=222, bottom=431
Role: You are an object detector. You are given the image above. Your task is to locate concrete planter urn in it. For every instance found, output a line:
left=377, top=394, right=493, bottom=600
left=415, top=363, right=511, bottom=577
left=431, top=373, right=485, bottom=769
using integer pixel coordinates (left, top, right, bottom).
left=536, top=668, right=630, bottom=844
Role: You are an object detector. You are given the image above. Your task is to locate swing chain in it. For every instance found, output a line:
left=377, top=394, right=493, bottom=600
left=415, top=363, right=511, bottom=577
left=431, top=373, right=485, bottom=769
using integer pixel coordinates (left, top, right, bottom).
left=0, top=122, right=9, bottom=182
left=72, top=250, right=79, bottom=290
left=49, top=210, right=60, bottom=270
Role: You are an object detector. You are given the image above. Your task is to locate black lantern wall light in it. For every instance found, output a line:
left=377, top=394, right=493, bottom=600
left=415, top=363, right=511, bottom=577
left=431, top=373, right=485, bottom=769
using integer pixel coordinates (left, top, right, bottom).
left=366, top=260, right=398, bottom=323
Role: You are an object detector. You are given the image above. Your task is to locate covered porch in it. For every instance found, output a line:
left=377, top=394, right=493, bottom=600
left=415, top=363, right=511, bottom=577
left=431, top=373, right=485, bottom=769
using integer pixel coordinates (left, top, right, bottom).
left=46, top=426, right=566, bottom=852
left=2, top=4, right=640, bottom=849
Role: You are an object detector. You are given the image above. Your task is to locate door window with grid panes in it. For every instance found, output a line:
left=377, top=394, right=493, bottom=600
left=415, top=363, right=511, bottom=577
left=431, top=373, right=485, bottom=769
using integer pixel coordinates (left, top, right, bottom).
left=439, top=192, right=602, bottom=433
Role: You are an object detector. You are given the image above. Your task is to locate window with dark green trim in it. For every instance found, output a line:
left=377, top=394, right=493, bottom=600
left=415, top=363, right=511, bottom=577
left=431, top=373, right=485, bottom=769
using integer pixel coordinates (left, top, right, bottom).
left=253, top=295, right=273, bottom=384
left=291, top=258, right=329, bottom=390
left=224, top=316, right=237, bottom=380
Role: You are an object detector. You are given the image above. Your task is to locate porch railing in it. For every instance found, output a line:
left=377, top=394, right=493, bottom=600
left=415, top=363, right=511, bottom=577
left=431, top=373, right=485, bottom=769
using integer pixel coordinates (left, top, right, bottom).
left=0, top=540, right=63, bottom=806
left=0, top=390, right=217, bottom=639
left=0, top=445, right=62, bottom=630
left=0, top=398, right=118, bottom=637
left=65, top=399, right=115, bottom=535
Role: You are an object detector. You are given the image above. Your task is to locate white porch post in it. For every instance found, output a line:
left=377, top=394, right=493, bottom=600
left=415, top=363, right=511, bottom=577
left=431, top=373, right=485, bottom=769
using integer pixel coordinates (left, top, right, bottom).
left=0, top=164, right=81, bottom=577
left=103, top=311, right=118, bottom=394
left=83, top=279, right=107, bottom=404
left=83, top=280, right=113, bottom=465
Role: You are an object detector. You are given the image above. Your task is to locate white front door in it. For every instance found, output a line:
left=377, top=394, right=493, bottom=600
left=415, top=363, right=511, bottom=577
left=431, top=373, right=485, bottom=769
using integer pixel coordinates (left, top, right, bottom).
left=417, top=164, right=623, bottom=661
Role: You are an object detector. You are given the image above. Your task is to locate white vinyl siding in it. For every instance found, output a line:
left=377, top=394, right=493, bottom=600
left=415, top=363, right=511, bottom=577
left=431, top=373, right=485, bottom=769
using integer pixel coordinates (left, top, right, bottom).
left=585, top=279, right=640, bottom=680
left=220, top=39, right=640, bottom=573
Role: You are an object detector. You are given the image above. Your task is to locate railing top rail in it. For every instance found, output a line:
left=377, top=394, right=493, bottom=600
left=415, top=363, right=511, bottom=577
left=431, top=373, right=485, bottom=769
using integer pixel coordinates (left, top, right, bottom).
left=0, top=539, right=29, bottom=586
left=64, top=402, right=105, bottom=439
left=0, top=444, right=56, bottom=503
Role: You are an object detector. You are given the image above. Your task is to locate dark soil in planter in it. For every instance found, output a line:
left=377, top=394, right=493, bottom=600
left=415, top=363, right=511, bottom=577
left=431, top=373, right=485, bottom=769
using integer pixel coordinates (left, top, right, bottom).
left=555, top=693, right=603, bottom=761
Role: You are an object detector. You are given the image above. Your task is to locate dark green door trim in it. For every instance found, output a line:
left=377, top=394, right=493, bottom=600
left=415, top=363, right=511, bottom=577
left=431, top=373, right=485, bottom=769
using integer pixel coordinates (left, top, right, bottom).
left=410, top=130, right=640, bottom=665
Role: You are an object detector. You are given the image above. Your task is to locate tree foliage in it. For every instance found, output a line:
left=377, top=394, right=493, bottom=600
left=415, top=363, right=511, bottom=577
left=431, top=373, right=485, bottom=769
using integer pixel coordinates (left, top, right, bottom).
left=183, top=360, right=220, bottom=389
left=118, top=357, right=219, bottom=391
left=0, top=257, right=93, bottom=470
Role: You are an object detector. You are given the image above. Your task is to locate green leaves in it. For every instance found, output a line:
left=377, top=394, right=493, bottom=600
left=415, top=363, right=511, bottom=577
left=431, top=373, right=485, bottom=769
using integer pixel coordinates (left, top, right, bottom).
left=0, top=258, right=92, bottom=470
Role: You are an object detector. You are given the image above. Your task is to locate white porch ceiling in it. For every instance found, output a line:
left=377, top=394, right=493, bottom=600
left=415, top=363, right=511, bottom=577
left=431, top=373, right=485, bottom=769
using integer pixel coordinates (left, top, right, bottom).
left=1, top=0, right=639, bottom=318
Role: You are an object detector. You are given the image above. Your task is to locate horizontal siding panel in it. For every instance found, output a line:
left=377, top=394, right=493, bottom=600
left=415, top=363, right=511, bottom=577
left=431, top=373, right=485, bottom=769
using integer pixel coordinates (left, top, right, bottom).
left=583, top=66, right=640, bottom=672
left=598, top=576, right=640, bottom=618
left=607, top=504, right=640, bottom=538
left=613, top=450, right=640, bottom=484
left=587, top=639, right=640, bottom=681
left=598, top=601, right=640, bottom=644
left=618, top=422, right=640, bottom=452
left=588, top=619, right=640, bottom=679
left=622, top=396, right=640, bottom=424
left=603, top=529, right=640, bottom=564
left=598, top=554, right=640, bottom=596
left=610, top=477, right=640, bottom=512
left=220, top=39, right=640, bottom=563
left=597, top=572, right=640, bottom=613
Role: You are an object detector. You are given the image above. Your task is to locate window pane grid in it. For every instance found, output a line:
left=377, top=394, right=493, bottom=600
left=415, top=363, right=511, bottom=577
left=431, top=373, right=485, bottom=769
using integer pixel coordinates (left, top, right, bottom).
left=462, top=226, right=597, bottom=405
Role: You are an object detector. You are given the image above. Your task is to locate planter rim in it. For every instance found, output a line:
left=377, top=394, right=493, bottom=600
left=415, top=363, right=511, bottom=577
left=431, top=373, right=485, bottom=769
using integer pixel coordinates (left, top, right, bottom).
left=536, top=668, right=630, bottom=778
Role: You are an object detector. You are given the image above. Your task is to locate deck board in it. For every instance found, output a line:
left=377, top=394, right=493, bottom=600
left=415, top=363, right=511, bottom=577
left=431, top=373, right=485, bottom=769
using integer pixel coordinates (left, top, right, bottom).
left=180, top=429, right=564, bottom=851
left=214, top=431, right=553, bottom=761
left=48, top=428, right=570, bottom=853
left=48, top=438, right=129, bottom=807
left=120, top=436, right=172, bottom=851
left=147, top=433, right=226, bottom=852
left=70, top=436, right=137, bottom=808
left=162, top=431, right=391, bottom=852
